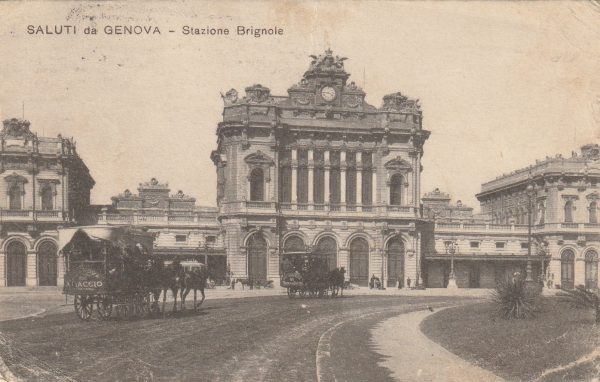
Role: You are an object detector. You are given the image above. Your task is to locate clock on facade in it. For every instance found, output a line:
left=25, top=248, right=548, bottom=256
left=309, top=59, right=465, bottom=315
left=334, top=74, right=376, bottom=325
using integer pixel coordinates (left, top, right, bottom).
left=320, top=86, right=337, bottom=102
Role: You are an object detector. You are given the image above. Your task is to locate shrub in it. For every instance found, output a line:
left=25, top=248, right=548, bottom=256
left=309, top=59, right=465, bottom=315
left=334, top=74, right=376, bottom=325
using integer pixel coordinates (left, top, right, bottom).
left=557, top=285, right=600, bottom=323
left=492, top=277, right=541, bottom=319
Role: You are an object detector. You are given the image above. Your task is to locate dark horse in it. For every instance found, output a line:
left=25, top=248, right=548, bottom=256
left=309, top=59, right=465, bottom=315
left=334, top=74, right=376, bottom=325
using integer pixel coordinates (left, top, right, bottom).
left=328, top=267, right=346, bottom=297
left=179, top=263, right=209, bottom=311
left=147, top=259, right=184, bottom=317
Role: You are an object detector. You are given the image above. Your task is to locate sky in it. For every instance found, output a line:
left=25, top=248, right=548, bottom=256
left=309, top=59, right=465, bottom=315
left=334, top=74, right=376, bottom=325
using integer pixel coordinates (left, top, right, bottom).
left=0, top=1, right=599, bottom=210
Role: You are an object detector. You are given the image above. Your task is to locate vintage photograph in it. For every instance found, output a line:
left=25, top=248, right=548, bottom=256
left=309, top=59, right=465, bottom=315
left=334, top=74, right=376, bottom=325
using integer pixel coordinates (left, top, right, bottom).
left=0, top=1, right=599, bottom=381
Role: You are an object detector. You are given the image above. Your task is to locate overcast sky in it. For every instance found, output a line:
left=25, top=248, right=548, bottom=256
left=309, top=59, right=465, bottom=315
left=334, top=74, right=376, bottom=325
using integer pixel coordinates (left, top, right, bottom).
left=1, top=1, right=599, bottom=210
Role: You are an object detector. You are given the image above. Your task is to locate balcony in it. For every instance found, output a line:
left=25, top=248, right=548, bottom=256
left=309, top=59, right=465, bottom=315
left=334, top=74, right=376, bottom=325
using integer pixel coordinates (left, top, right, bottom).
left=98, top=213, right=214, bottom=227
left=0, top=209, right=65, bottom=222
left=434, top=221, right=600, bottom=235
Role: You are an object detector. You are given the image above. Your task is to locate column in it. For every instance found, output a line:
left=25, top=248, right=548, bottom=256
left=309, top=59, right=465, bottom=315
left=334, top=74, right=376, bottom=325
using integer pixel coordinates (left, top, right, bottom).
left=356, top=152, right=362, bottom=208
left=373, top=171, right=377, bottom=211
left=0, top=252, right=5, bottom=286
left=340, top=150, right=346, bottom=207
left=324, top=150, right=330, bottom=204
left=26, top=251, right=37, bottom=287
left=308, top=149, right=314, bottom=207
left=291, top=148, right=297, bottom=205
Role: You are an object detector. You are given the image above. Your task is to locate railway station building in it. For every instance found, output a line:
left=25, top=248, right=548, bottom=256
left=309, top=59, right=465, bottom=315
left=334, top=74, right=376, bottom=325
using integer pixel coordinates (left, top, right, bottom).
left=211, top=49, right=430, bottom=287
left=0, top=118, right=94, bottom=287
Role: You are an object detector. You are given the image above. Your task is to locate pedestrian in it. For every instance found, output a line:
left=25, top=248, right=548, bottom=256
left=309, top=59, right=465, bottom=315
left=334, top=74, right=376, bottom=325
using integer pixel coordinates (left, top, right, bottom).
left=407, top=277, right=412, bottom=289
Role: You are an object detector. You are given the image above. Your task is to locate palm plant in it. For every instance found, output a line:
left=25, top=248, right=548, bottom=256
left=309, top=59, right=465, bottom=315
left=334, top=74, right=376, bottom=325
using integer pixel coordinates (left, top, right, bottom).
left=492, top=277, right=541, bottom=319
left=557, top=285, right=600, bottom=323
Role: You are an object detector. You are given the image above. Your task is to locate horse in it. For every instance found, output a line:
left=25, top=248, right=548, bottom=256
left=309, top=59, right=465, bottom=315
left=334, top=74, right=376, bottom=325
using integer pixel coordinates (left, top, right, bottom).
left=328, top=267, right=346, bottom=297
left=179, top=263, right=209, bottom=311
left=152, top=260, right=184, bottom=317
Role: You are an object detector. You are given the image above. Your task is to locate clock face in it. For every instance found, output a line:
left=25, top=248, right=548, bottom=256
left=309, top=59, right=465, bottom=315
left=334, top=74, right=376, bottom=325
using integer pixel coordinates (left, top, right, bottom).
left=321, top=86, right=337, bottom=102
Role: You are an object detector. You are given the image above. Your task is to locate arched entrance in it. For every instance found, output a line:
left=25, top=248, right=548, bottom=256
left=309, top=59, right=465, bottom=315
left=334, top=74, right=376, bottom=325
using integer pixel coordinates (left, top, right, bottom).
left=247, top=233, right=267, bottom=282
left=561, top=249, right=575, bottom=290
left=349, top=237, right=369, bottom=286
left=6, top=241, right=27, bottom=286
left=387, top=237, right=405, bottom=287
left=315, top=236, right=337, bottom=271
left=38, top=241, right=58, bottom=286
left=585, top=250, right=598, bottom=290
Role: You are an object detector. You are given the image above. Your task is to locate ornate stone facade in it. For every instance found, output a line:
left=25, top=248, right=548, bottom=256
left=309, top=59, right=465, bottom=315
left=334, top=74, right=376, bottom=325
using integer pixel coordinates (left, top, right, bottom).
left=212, top=50, right=430, bottom=287
left=424, top=144, right=600, bottom=289
left=0, top=118, right=94, bottom=287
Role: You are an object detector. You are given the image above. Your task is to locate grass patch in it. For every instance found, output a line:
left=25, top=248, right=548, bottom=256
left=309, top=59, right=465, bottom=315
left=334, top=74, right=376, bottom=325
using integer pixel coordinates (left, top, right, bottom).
left=421, top=297, right=600, bottom=381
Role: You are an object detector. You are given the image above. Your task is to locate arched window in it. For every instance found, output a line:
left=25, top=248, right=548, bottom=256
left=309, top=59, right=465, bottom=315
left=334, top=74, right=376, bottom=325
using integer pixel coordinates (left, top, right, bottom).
left=315, top=236, right=337, bottom=271
left=389, top=174, right=403, bottom=206
left=6, top=240, right=26, bottom=286
left=387, top=237, right=405, bottom=288
left=283, top=236, right=305, bottom=253
left=564, top=200, right=574, bottom=223
left=561, top=249, right=575, bottom=289
left=349, top=237, right=369, bottom=286
left=590, top=201, right=598, bottom=224
left=585, top=250, right=598, bottom=290
left=247, top=233, right=267, bottom=282
left=38, top=241, right=58, bottom=286
left=41, top=184, right=53, bottom=210
left=249, top=168, right=264, bottom=201
left=9, top=184, right=22, bottom=210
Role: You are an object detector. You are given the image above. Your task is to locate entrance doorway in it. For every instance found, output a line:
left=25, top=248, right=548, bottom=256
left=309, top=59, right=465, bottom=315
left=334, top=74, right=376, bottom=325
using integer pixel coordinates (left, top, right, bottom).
left=387, top=237, right=404, bottom=287
left=561, top=250, right=575, bottom=289
left=247, top=234, right=267, bottom=282
left=7, top=241, right=27, bottom=286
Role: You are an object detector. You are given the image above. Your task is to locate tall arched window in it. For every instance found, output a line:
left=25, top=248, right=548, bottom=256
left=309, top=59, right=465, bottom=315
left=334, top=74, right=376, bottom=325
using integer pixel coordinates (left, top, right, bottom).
left=315, top=236, right=337, bottom=271
left=564, top=200, right=574, bottom=223
left=590, top=201, right=598, bottom=224
left=247, top=233, right=267, bottom=282
left=561, top=249, right=575, bottom=289
left=6, top=240, right=26, bottom=286
left=38, top=241, right=58, bottom=286
left=349, top=237, right=369, bottom=286
left=249, top=168, right=264, bottom=201
left=389, top=174, right=403, bottom=206
left=387, top=237, right=405, bottom=288
left=41, top=184, right=53, bottom=210
left=585, top=250, right=598, bottom=290
left=9, top=184, right=22, bottom=210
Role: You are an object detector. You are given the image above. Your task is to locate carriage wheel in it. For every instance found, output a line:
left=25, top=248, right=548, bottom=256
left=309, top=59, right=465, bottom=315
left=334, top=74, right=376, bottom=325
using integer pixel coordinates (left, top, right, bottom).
left=96, top=296, right=113, bottom=320
left=309, top=289, right=317, bottom=298
left=74, top=295, right=93, bottom=321
left=287, top=288, right=296, bottom=299
left=299, top=289, right=307, bottom=298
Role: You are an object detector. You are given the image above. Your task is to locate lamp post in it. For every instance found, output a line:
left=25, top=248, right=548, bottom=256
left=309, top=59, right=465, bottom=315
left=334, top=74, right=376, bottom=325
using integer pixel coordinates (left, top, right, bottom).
left=525, top=182, right=536, bottom=283
left=445, top=239, right=458, bottom=288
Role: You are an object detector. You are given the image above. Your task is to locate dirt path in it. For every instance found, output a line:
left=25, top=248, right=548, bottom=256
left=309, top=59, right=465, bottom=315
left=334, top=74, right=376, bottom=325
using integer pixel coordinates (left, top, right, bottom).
left=372, top=310, right=505, bottom=382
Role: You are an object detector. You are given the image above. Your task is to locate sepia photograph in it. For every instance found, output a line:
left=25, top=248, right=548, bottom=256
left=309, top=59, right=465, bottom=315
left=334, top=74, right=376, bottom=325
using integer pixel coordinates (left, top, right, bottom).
left=0, top=1, right=599, bottom=381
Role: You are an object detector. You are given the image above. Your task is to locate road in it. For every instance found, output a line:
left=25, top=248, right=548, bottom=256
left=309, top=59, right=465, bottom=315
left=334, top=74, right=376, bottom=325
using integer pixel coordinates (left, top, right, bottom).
left=0, top=294, right=473, bottom=381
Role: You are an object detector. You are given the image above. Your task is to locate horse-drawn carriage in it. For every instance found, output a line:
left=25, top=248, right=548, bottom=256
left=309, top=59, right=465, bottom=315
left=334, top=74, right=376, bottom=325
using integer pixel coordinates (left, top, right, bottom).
left=60, top=225, right=157, bottom=320
left=60, top=225, right=209, bottom=321
left=280, top=251, right=345, bottom=298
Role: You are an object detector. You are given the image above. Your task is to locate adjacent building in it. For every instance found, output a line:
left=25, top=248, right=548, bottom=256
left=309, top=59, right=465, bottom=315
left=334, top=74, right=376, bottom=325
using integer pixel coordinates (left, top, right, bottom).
left=96, top=178, right=227, bottom=283
left=0, top=118, right=94, bottom=287
left=423, top=144, right=600, bottom=289
left=211, top=49, right=430, bottom=287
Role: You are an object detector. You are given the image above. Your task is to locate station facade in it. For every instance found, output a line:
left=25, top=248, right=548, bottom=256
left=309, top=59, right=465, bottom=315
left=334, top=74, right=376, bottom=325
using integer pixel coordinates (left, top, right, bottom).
left=0, top=118, right=94, bottom=287
left=211, top=50, right=430, bottom=287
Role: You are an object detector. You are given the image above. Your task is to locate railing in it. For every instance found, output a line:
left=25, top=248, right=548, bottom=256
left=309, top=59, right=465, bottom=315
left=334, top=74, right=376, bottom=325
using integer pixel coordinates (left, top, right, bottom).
left=247, top=201, right=275, bottom=209
left=0, top=210, right=65, bottom=220
left=362, top=206, right=373, bottom=212
left=297, top=204, right=308, bottom=210
left=330, top=204, right=341, bottom=212
left=346, top=205, right=357, bottom=212
left=561, top=223, right=579, bottom=229
left=314, top=204, right=325, bottom=211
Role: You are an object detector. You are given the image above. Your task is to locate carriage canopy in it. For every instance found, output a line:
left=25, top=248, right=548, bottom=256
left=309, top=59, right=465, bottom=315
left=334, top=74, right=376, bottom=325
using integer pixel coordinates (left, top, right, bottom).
left=58, top=225, right=155, bottom=256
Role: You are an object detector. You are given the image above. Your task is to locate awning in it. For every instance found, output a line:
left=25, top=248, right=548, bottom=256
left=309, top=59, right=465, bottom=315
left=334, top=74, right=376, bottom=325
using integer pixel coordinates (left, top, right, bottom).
left=58, top=225, right=154, bottom=254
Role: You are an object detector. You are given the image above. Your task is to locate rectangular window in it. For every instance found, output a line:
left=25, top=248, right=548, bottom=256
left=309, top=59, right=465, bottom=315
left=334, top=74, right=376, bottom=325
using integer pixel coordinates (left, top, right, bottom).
left=330, top=169, right=340, bottom=204
left=297, top=167, right=308, bottom=203
left=361, top=152, right=373, bottom=205
left=346, top=169, right=356, bottom=206
left=470, top=242, right=480, bottom=248
left=495, top=242, right=505, bottom=249
left=314, top=167, right=324, bottom=204
left=175, top=235, right=187, bottom=243
left=520, top=242, right=529, bottom=249
left=206, top=236, right=216, bottom=243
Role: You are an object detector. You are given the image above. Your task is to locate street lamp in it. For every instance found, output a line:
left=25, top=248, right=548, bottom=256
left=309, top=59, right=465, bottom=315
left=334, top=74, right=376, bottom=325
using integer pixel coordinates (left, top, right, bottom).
left=525, top=182, right=536, bottom=283
left=445, top=239, right=458, bottom=288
